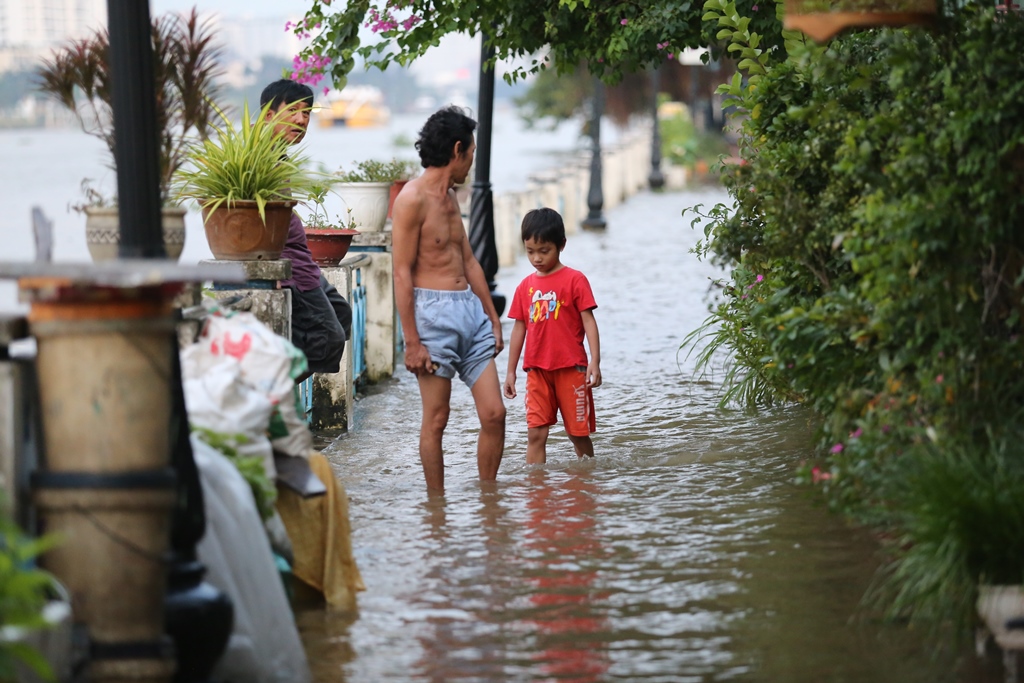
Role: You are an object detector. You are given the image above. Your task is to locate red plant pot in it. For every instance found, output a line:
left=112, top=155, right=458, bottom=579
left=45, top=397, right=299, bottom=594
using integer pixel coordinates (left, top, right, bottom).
left=305, top=228, right=360, bottom=266
left=387, top=179, right=409, bottom=219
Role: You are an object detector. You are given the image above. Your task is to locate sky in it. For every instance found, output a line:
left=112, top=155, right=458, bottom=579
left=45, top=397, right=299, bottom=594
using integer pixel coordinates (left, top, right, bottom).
left=151, top=0, right=286, bottom=18
left=148, top=0, right=486, bottom=88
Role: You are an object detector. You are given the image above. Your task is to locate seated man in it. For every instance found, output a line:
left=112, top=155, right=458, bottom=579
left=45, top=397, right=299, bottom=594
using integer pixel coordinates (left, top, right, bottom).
left=260, top=79, right=352, bottom=381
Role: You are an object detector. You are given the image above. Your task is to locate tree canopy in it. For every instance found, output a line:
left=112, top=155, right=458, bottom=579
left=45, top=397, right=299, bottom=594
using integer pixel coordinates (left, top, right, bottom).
left=291, top=0, right=712, bottom=90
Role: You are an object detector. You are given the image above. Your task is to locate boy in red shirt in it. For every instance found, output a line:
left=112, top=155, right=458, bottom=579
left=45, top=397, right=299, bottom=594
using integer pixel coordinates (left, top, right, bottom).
left=503, top=208, right=602, bottom=464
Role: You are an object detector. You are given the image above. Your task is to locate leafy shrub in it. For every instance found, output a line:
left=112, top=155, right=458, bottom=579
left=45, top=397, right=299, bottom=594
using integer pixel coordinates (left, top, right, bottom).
left=694, top=0, right=1024, bottom=635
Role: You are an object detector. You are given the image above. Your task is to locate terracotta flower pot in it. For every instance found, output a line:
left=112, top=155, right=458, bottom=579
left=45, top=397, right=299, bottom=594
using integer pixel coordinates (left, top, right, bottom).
left=201, top=199, right=296, bottom=261
left=387, top=179, right=409, bottom=219
left=305, top=228, right=360, bottom=266
left=84, top=206, right=187, bottom=262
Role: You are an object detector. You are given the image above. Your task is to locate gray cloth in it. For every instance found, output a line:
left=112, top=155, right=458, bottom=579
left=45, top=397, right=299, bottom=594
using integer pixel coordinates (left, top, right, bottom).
left=288, top=275, right=352, bottom=374
left=414, top=287, right=495, bottom=387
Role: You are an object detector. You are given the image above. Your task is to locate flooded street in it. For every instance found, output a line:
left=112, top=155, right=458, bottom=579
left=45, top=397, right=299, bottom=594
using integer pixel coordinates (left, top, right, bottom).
left=299, top=189, right=998, bottom=682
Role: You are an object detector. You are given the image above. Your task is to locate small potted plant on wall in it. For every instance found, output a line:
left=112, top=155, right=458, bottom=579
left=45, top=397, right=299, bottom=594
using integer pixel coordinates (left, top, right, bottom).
left=302, top=181, right=360, bottom=267
left=173, top=102, right=319, bottom=260
left=37, top=7, right=223, bottom=261
left=335, top=158, right=415, bottom=232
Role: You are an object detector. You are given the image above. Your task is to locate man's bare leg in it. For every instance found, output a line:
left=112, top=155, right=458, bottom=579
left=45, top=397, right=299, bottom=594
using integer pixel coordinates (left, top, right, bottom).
left=469, top=360, right=505, bottom=480
left=417, top=373, right=452, bottom=492
left=527, top=426, right=549, bottom=465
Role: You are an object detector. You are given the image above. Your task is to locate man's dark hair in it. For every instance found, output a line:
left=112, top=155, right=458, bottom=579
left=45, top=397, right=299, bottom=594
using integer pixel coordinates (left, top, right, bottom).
left=260, top=79, right=314, bottom=112
left=521, top=208, right=566, bottom=246
left=415, top=105, right=476, bottom=168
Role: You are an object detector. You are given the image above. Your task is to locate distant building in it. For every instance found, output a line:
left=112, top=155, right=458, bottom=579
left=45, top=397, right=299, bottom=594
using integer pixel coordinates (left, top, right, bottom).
left=0, top=0, right=106, bottom=72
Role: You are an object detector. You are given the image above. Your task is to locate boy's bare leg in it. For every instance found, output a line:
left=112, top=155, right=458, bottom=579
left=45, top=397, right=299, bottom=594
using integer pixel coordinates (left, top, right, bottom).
left=417, top=373, right=452, bottom=492
left=527, top=426, right=550, bottom=465
left=569, top=434, right=595, bottom=459
left=470, top=360, right=505, bottom=480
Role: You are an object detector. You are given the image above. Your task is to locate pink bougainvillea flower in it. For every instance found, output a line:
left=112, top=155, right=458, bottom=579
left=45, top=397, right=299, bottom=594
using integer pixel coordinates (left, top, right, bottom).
left=830, top=443, right=844, bottom=454
left=811, top=467, right=833, bottom=483
left=752, top=4, right=759, bottom=10
left=849, top=427, right=862, bottom=439
left=620, top=18, right=628, bottom=25
left=323, top=87, right=330, bottom=96
left=756, top=274, right=764, bottom=282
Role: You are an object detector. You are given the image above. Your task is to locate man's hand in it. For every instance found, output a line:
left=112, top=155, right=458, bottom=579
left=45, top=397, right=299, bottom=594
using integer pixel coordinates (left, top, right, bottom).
left=586, top=362, right=602, bottom=389
left=503, top=372, right=517, bottom=399
left=492, top=320, right=505, bottom=357
left=405, top=340, right=436, bottom=376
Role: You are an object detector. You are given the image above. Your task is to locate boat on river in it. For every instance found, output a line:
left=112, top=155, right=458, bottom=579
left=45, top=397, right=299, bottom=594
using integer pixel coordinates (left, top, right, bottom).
left=316, top=86, right=391, bottom=129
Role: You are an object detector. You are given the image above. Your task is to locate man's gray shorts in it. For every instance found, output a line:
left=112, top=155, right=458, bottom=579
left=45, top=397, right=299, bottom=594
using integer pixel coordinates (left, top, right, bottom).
left=414, top=287, right=495, bottom=388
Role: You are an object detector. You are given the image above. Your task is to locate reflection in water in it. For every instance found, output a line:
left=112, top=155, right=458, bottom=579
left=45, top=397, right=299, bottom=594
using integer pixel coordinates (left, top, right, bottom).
left=523, top=470, right=610, bottom=682
left=299, top=190, right=1002, bottom=682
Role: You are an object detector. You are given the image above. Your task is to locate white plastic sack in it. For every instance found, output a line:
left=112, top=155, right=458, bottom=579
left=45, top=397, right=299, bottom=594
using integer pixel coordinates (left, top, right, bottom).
left=184, top=308, right=312, bottom=459
left=181, top=345, right=276, bottom=478
left=191, top=433, right=312, bottom=683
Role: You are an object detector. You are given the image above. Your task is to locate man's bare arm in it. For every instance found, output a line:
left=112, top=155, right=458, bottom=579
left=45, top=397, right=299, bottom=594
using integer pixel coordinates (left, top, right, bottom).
left=392, top=191, right=434, bottom=374
left=458, top=197, right=504, bottom=355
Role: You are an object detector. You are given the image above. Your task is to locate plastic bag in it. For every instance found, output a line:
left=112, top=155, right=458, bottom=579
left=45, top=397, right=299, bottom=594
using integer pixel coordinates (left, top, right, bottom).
left=182, top=307, right=312, bottom=461
left=192, top=433, right=312, bottom=683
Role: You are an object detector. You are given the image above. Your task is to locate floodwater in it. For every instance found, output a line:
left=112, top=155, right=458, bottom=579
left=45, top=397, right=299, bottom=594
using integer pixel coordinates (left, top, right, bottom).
left=298, top=190, right=1001, bottom=682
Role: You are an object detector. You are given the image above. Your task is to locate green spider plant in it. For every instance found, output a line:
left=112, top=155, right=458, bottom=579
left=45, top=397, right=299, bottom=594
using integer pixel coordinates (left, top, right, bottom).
left=173, top=101, right=320, bottom=223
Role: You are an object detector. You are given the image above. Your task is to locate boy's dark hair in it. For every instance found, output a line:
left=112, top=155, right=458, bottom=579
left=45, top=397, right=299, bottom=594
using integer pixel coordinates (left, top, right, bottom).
left=415, top=105, right=476, bottom=168
left=521, top=208, right=566, bottom=246
left=260, top=79, right=314, bottom=112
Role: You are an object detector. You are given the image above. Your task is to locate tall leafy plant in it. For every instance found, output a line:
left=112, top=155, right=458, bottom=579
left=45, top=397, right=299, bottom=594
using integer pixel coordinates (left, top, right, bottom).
left=173, top=102, right=320, bottom=222
left=36, top=7, right=223, bottom=204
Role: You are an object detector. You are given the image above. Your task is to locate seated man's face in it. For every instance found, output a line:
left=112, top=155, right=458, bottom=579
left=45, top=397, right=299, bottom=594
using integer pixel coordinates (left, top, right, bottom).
left=269, top=101, right=311, bottom=144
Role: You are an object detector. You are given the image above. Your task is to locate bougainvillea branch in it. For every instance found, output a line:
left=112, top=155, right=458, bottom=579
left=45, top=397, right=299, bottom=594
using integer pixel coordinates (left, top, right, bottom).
left=288, top=0, right=724, bottom=90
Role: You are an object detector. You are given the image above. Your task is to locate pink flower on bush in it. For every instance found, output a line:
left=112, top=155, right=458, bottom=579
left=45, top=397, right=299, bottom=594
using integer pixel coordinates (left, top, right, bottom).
left=830, top=443, right=844, bottom=454
left=620, top=18, right=628, bottom=25
left=752, top=4, right=759, bottom=10
left=811, top=466, right=832, bottom=483
left=849, top=427, right=862, bottom=439
left=935, top=374, right=944, bottom=384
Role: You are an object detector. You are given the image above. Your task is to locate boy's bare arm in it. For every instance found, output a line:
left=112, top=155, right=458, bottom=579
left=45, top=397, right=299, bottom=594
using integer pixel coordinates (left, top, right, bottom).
left=581, top=309, right=602, bottom=388
left=503, top=320, right=527, bottom=399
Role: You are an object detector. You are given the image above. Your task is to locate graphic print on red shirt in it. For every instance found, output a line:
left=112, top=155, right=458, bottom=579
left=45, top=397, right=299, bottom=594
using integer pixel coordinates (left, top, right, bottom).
left=508, top=267, right=597, bottom=371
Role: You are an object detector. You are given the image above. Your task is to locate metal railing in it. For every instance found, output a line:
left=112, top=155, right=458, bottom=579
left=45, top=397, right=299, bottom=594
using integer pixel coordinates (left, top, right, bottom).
left=298, top=261, right=368, bottom=424
left=351, top=267, right=367, bottom=387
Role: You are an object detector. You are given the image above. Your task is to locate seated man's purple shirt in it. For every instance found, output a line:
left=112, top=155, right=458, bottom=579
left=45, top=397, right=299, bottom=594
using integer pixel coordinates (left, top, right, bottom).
left=280, top=212, right=322, bottom=292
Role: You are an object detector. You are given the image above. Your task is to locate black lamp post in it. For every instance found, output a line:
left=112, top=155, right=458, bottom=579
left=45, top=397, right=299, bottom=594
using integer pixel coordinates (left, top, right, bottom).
left=468, top=31, right=505, bottom=316
left=108, top=0, right=164, bottom=259
left=581, top=75, right=607, bottom=231
left=106, top=2, right=231, bottom=679
left=648, top=67, right=665, bottom=190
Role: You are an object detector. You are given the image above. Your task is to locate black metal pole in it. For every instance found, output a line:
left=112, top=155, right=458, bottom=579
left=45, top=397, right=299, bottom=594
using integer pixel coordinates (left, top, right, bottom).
left=581, top=76, right=607, bottom=231
left=648, top=67, right=665, bottom=190
left=468, top=32, right=505, bottom=316
left=107, top=0, right=165, bottom=258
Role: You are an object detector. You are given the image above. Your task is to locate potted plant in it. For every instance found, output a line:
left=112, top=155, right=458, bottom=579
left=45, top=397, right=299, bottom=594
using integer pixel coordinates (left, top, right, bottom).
left=37, top=7, right=223, bottom=261
left=334, top=158, right=415, bottom=232
left=302, top=181, right=360, bottom=267
left=0, top=511, right=68, bottom=683
left=174, top=102, right=320, bottom=260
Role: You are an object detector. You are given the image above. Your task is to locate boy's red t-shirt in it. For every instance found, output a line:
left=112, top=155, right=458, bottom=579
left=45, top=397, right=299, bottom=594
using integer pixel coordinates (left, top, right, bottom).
left=508, top=266, right=597, bottom=371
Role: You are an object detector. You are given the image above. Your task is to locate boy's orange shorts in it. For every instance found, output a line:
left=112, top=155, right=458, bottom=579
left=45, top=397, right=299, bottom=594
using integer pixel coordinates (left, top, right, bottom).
left=524, top=366, right=596, bottom=437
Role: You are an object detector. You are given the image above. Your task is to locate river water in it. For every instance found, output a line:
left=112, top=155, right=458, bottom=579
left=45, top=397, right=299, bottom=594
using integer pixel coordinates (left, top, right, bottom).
left=298, top=189, right=1000, bottom=682
left=0, top=107, right=608, bottom=312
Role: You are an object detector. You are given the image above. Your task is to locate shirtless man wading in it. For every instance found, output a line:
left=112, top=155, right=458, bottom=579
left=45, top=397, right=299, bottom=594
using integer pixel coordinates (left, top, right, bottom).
left=392, top=106, right=506, bottom=492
